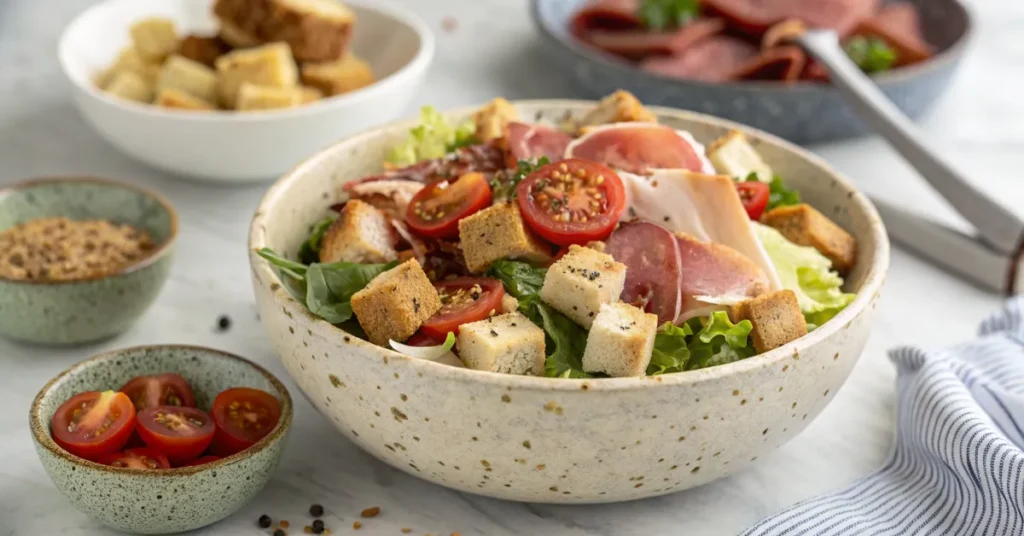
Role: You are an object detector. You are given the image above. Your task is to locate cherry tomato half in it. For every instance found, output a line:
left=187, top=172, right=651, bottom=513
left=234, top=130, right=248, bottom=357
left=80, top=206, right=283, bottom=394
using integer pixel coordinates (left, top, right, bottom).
left=181, top=455, right=221, bottom=467
left=50, top=391, right=136, bottom=461
left=119, top=373, right=196, bottom=411
left=420, top=278, right=506, bottom=342
left=736, top=181, right=770, bottom=220
left=97, top=447, right=171, bottom=469
left=136, top=406, right=215, bottom=465
left=209, top=388, right=281, bottom=457
left=405, top=331, right=439, bottom=347
left=516, top=159, right=626, bottom=246
left=406, top=172, right=493, bottom=239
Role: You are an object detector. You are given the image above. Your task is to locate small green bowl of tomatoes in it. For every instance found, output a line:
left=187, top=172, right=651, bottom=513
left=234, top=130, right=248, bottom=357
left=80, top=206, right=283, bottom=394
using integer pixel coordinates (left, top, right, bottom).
left=29, top=345, right=293, bottom=534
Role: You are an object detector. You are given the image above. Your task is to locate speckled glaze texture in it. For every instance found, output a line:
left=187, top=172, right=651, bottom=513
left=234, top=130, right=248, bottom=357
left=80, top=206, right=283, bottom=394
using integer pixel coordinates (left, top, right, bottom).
left=29, top=345, right=292, bottom=534
left=531, top=0, right=971, bottom=144
left=0, top=178, right=176, bottom=344
left=248, top=101, right=890, bottom=503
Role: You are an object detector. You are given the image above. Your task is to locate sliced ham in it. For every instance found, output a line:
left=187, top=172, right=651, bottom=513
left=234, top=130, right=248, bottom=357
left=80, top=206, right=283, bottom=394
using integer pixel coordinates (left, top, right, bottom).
left=641, top=37, right=759, bottom=82
left=733, top=45, right=807, bottom=82
left=570, top=0, right=641, bottom=37
left=564, top=122, right=715, bottom=175
left=344, top=144, right=506, bottom=189
left=702, top=0, right=880, bottom=37
left=620, top=169, right=782, bottom=290
left=504, top=122, right=573, bottom=165
left=605, top=221, right=683, bottom=324
left=855, top=2, right=933, bottom=66
left=585, top=18, right=726, bottom=60
left=345, top=180, right=424, bottom=216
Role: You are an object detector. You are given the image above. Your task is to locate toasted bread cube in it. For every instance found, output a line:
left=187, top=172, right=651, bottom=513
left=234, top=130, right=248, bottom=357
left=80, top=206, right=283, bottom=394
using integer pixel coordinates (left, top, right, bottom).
left=155, top=88, right=215, bottom=110
left=178, top=34, right=229, bottom=67
left=105, top=72, right=154, bottom=103
left=500, top=294, right=520, bottom=314
left=129, top=17, right=179, bottom=61
left=299, top=85, right=324, bottom=104
left=761, top=204, right=856, bottom=273
left=539, top=245, right=627, bottom=329
left=97, top=47, right=160, bottom=88
left=457, top=204, right=553, bottom=273
left=582, top=302, right=658, bottom=377
left=319, top=199, right=397, bottom=264
left=457, top=313, right=546, bottom=375
left=706, top=130, right=773, bottom=182
left=215, top=42, right=298, bottom=108
left=217, top=18, right=262, bottom=48
left=214, top=0, right=355, bottom=62
left=730, top=290, right=807, bottom=353
left=579, top=90, right=656, bottom=129
left=157, top=55, right=218, bottom=103
left=472, top=98, right=519, bottom=142
left=350, top=259, right=441, bottom=345
left=300, top=54, right=375, bottom=96
left=236, top=83, right=303, bottom=110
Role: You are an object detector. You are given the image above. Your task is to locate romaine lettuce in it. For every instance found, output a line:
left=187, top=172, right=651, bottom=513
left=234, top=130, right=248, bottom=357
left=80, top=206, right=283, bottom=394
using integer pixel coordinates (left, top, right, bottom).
left=386, top=106, right=477, bottom=166
left=647, top=313, right=755, bottom=375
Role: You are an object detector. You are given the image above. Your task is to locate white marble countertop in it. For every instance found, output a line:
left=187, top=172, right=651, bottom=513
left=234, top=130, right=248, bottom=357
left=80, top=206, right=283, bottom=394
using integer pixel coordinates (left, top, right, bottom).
left=0, top=0, right=1021, bottom=534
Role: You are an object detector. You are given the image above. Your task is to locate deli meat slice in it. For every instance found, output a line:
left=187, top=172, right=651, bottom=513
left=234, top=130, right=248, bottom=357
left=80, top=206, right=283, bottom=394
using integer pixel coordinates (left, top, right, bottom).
left=675, top=233, right=770, bottom=321
left=855, top=2, right=933, bottom=65
left=585, top=18, right=726, bottom=60
left=605, top=221, right=683, bottom=324
left=733, top=45, right=807, bottom=82
left=343, top=144, right=506, bottom=189
left=505, top=122, right=572, bottom=164
left=570, top=0, right=641, bottom=37
left=702, top=0, right=880, bottom=37
left=565, top=122, right=715, bottom=175
left=641, top=37, right=758, bottom=82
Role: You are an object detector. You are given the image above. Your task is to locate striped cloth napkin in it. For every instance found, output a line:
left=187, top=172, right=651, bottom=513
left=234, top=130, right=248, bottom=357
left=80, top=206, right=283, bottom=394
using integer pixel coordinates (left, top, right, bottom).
left=742, top=298, right=1024, bottom=536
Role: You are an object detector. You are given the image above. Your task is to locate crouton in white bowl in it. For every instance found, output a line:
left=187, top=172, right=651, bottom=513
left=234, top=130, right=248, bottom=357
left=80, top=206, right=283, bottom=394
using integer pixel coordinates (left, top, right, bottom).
left=248, top=100, right=889, bottom=503
left=58, top=0, right=433, bottom=183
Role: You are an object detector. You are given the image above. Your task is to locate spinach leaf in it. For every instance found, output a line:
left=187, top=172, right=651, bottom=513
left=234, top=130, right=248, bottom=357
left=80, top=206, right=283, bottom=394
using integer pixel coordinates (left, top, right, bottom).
left=304, top=261, right=397, bottom=324
left=488, top=259, right=547, bottom=298
left=638, top=0, right=700, bottom=31
left=844, top=36, right=896, bottom=74
left=490, top=156, right=550, bottom=203
left=256, top=248, right=308, bottom=280
left=297, top=216, right=336, bottom=265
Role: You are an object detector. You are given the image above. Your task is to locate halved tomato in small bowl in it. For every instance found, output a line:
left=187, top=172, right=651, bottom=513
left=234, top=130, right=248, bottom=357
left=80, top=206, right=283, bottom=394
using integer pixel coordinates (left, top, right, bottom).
left=136, top=405, right=215, bottom=465
left=209, top=387, right=282, bottom=457
left=50, top=390, right=136, bottom=461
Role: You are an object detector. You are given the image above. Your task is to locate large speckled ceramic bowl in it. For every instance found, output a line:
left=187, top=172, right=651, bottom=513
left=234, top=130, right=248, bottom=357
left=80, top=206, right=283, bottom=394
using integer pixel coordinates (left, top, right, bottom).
left=0, top=177, right=176, bottom=345
left=532, top=0, right=972, bottom=144
left=248, top=101, right=889, bottom=503
left=30, top=345, right=293, bottom=534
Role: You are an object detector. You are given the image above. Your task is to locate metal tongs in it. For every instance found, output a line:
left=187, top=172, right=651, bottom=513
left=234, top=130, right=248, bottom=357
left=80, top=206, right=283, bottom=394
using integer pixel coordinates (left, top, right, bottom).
left=789, top=29, right=1024, bottom=295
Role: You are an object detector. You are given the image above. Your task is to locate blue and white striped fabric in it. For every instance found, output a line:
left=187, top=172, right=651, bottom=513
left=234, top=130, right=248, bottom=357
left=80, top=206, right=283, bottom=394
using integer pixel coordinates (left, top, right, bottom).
left=742, top=298, right=1024, bottom=536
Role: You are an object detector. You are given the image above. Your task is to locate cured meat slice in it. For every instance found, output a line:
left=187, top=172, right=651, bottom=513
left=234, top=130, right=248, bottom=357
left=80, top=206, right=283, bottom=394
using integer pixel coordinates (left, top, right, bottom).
left=605, top=221, right=683, bottom=324
left=702, top=0, right=880, bottom=37
left=564, top=122, right=713, bottom=175
left=675, top=233, right=770, bottom=321
left=344, top=144, right=506, bottom=189
left=570, top=0, right=642, bottom=37
left=504, top=122, right=573, bottom=165
left=733, top=45, right=807, bottom=82
left=344, top=180, right=424, bottom=218
left=585, top=18, right=726, bottom=60
left=641, top=37, right=758, bottom=82
left=801, top=59, right=830, bottom=82
left=855, top=2, right=933, bottom=66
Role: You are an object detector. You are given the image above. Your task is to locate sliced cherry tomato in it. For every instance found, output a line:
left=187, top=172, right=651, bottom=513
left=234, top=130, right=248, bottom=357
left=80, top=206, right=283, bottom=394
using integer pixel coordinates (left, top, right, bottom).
left=50, top=391, right=136, bottom=461
left=119, top=373, right=196, bottom=411
left=181, top=455, right=221, bottom=467
left=406, top=172, right=493, bottom=239
left=209, top=388, right=281, bottom=457
left=516, top=159, right=626, bottom=246
left=97, top=447, right=170, bottom=469
left=405, top=330, right=439, bottom=347
left=420, top=278, right=506, bottom=342
left=136, top=406, right=215, bottom=465
left=736, top=181, right=770, bottom=220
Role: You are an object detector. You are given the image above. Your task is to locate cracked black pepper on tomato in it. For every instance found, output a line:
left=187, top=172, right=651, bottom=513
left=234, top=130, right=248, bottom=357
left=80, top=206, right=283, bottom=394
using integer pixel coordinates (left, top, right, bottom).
left=516, top=159, right=626, bottom=246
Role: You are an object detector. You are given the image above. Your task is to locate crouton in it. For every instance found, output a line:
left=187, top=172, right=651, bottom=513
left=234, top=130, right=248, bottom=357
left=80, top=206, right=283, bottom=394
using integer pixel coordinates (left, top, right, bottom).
left=539, top=245, right=627, bottom=329
left=213, top=0, right=355, bottom=62
left=155, top=88, right=215, bottom=110
left=97, top=47, right=160, bottom=88
left=178, top=34, right=229, bottom=67
left=236, top=83, right=303, bottom=110
left=157, top=55, right=218, bottom=103
left=350, top=259, right=441, bottom=345
left=500, top=294, right=520, bottom=314
left=761, top=204, right=856, bottom=273
left=299, top=85, right=324, bottom=104
left=319, top=199, right=397, bottom=264
left=706, top=130, right=774, bottom=182
left=457, top=312, right=546, bottom=375
left=129, top=17, right=179, bottom=61
left=730, top=290, right=807, bottom=353
left=472, top=98, right=519, bottom=142
left=457, top=204, right=553, bottom=273
left=582, top=302, right=658, bottom=377
left=215, top=42, right=298, bottom=109
left=104, top=72, right=154, bottom=103
left=300, top=54, right=375, bottom=96
left=578, top=90, right=657, bottom=129
left=217, top=18, right=262, bottom=48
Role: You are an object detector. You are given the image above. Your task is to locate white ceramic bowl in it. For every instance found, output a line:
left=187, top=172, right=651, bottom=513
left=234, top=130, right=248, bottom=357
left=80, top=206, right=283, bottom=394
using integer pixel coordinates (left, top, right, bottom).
left=248, top=101, right=890, bottom=503
left=58, top=0, right=434, bottom=183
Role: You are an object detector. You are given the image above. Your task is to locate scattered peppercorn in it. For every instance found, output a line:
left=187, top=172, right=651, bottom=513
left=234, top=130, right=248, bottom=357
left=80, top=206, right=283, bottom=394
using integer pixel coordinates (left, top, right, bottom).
left=258, top=515, right=273, bottom=528
left=360, top=506, right=381, bottom=518
left=273, top=529, right=286, bottom=536
left=280, top=520, right=291, bottom=529
left=352, top=521, right=362, bottom=530
left=312, top=519, right=325, bottom=534
left=216, top=314, right=232, bottom=332
left=309, top=504, right=324, bottom=517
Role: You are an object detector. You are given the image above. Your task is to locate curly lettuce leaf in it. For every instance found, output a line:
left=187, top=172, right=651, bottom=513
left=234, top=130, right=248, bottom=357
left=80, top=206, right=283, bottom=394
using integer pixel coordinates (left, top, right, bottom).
left=647, top=313, right=754, bottom=375
left=647, top=322, right=693, bottom=375
left=753, top=222, right=855, bottom=326
left=386, top=106, right=477, bottom=166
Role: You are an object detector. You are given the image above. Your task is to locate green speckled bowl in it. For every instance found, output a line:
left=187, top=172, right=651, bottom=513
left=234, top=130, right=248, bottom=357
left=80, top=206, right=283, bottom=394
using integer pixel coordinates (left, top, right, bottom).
left=0, top=177, right=177, bottom=344
left=29, top=345, right=293, bottom=534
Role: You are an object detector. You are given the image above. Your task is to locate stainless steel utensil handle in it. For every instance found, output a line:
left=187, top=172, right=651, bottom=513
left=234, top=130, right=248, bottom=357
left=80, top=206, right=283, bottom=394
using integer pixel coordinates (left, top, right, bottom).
left=797, top=30, right=1024, bottom=255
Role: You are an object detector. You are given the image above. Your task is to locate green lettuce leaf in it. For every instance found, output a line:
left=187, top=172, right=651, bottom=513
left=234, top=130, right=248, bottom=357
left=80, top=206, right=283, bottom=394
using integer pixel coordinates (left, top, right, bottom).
left=297, top=216, right=336, bottom=265
left=742, top=173, right=800, bottom=212
left=647, top=322, right=693, bottom=375
left=844, top=36, right=896, bottom=74
left=386, top=106, right=477, bottom=166
left=487, top=259, right=547, bottom=300
left=638, top=0, right=700, bottom=30
left=647, top=313, right=755, bottom=375
left=752, top=222, right=856, bottom=326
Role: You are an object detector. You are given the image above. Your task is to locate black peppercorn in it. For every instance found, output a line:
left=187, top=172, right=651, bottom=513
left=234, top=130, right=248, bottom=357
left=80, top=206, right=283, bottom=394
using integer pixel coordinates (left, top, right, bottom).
left=258, top=515, right=272, bottom=528
left=309, top=504, right=324, bottom=517
left=273, top=529, right=286, bottom=536
left=311, top=519, right=325, bottom=534
left=216, top=315, right=232, bottom=332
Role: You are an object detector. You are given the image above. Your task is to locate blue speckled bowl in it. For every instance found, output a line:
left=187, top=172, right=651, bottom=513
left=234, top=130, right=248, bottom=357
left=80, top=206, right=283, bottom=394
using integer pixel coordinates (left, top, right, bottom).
left=531, top=0, right=972, bottom=143
left=29, top=345, right=293, bottom=534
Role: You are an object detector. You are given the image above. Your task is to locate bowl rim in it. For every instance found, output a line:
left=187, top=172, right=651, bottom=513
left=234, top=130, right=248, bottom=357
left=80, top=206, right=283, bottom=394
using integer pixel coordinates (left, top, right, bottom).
left=29, top=344, right=294, bottom=475
left=56, top=0, right=436, bottom=122
left=249, top=98, right=890, bottom=392
left=528, top=0, right=973, bottom=91
left=0, top=176, right=179, bottom=286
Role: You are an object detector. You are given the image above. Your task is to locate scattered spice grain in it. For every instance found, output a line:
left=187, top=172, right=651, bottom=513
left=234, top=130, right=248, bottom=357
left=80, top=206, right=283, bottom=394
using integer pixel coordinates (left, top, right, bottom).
left=353, top=521, right=362, bottom=530
left=258, top=514, right=273, bottom=528
left=360, top=506, right=381, bottom=518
